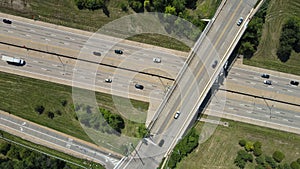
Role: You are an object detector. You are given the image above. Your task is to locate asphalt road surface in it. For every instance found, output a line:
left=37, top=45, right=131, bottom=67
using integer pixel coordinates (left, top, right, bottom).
left=207, top=91, right=300, bottom=129
left=0, top=111, right=121, bottom=169
left=227, top=67, right=300, bottom=100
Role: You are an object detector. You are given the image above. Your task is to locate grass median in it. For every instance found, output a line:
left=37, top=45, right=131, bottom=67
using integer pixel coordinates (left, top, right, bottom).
left=0, top=71, right=149, bottom=145
left=176, top=119, right=300, bottom=169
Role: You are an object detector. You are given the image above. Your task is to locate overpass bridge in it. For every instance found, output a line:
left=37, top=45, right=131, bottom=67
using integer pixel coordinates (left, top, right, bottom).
left=115, top=0, right=262, bottom=168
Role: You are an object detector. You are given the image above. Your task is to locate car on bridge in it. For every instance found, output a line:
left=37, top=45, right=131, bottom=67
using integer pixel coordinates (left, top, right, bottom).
left=261, top=73, right=270, bottom=78
left=114, top=49, right=123, bottom=54
left=237, top=17, right=243, bottom=26
left=3, top=19, right=12, bottom=24
left=264, top=80, right=272, bottom=85
left=174, top=111, right=181, bottom=119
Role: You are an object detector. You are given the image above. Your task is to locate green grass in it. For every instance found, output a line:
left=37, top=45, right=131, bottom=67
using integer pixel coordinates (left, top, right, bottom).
left=0, top=131, right=105, bottom=169
left=127, top=33, right=191, bottom=52
left=175, top=119, right=300, bottom=169
left=0, top=0, right=220, bottom=52
left=0, top=71, right=149, bottom=145
left=244, top=0, right=300, bottom=75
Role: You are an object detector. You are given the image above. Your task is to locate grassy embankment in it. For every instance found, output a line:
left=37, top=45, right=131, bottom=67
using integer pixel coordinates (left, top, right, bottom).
left=0, top=131, right=105, bottom=169
left=0, top=0, right=221, bottom=52
left=176, top=119, right=300, bottom=169
left=243, top=0, right=300, bottom=75
left=0, top=71, right=149, bottom=144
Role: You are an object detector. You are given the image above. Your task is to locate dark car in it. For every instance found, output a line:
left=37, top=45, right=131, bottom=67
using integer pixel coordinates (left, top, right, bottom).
left=135, top=84, right=144, bottom=90
left=261, top=73, right=270, bottom=78
left=290, top=80, right=299, bottom=86
left=93, top=51, right=101, bottom=56
left=3, top=19, right=12, bottom=24
left=237, top=17, right=243, bottom=26
left=212, top=60, right=218, bottom=68
left=114, top=49, right=123, bottom=54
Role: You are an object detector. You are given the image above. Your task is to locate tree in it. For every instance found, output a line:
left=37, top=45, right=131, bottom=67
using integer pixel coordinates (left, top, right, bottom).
left=0, top=142, right=11, bottom=155
left=120, top=2, right=128, bottom=11
left=265, top=155, right=277, bottom=169
left=6, top=145, right=21, bottom=160
left=278, top=163, right=292, bottom=169
left=291, top=161, right=300, bottom=169
left=129, top=0, right=143, bottom=12
left=297, top=158, right=300, bottom=164
left=239, top=139, right=247, bottom=147
left=240, top=42, right=255, bottom=58
left=273, top=151, right=285, bottom=163
left=245, top=141, right=254, bottom=152
left=172, top=0, right=186, bottom=14
left=165, top=5, right=177, bottom=15
left=61, top=100, right=67, bottom=107
left=35, top=105, right=45, bottom=115
left=47, top=111, right=55, bottom=119
left=256, top=155, right=265, bottom=165
left=253, top=147, right=262, bottom=157
left=144, top=0, right=150, bottom=11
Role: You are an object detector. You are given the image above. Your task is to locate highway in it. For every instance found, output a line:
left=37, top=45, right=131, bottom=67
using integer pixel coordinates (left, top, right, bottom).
left=0, top=111, right=122, bottom=169
left=116, top=0, right=259, bottom=168
left=0, top=1, right=299, bottom=168
left=226, top=68, right=300, bottom=101
left=0, top=14, right=186, bottom=79
left=208, top=91, right=300, bottom=128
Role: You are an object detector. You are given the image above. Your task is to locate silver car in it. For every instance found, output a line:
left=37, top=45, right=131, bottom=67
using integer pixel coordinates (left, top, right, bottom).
left=174, top=111, right=181, bottom=119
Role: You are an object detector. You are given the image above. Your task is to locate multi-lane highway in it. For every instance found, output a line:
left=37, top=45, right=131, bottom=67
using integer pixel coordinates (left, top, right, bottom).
left=116, top=0, right=259, bottom=168
left=0, top=111, right=121, bottom=169
left=0, top=0, right=300, bottom=168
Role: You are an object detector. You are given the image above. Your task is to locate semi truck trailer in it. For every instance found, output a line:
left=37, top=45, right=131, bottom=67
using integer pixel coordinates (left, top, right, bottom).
left=1, top=55, right=25, bottom=65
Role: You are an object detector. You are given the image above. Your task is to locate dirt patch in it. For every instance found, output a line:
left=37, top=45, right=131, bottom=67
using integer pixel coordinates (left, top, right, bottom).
left=0, top=0, right=29, bottom=10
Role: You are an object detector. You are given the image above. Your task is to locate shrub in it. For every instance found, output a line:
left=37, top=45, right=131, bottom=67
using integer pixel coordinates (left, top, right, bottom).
left=47, top=111, right=55, bottom=119
left=245, top=141, right=254, bottom=152
left=265, top=155, right=277, bottom=169
left=61, top=100, right=67, bottom=107
left=239, top=139, right=247, bottom=147
left=55, top=110, right=62, bottom=116
left=253, top=141, right=262, bottom=149
left=256, top=155, right=265, bottom=165
left=273, top=151, right=285, bottom=163
left=253, top=147, right=262, bottom=157
left=35, top=105, right=45, bottom=115
left=297, top=158, right=300, bottom=164
left=291, top=161, right=300, bottom=169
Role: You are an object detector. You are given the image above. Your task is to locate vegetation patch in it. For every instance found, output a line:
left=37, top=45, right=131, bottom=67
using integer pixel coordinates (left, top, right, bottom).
left=175, top=119, right=300, bottom=169
left=242, top=0, right=300, bottom=75
left=0, top=71, right=149, bottom=144
left=166, top=128, right=199, bottom=169
left=0, top=0, right=220, bottom=52
left=0, top=131, right=104, bottom=169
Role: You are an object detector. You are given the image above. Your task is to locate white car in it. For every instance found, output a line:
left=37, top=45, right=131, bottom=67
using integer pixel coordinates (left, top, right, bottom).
left=264, top=80, right=272, bottom=85
left=105, top=79, right=112, bottom=83
left=153, top=58, right=161, bottom=63
left=174, top=111, right=181, bottom=119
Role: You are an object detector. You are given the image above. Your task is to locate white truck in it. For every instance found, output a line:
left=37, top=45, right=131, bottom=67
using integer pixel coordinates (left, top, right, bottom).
left=1, top=55, right=25, bottom=65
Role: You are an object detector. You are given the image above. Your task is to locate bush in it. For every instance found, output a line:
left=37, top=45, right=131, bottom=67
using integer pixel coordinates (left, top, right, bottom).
left=273, top=151, right=285, bottom=163
left=47, top=111, right=55, bottom=119
left=291, top=161, right=300, bottom=169
left=265, top=155, right=277, bottom=169
left=35, top=105, right=45, bottom=115
left=297, top=158, right=300, bottom=164
left=239, top=139, right=247, bottom=147
left=245, top=141, right=254, bottom=152
left=55, top=110, right=62, bottom=116
left=256, top=156, right=265, bottom=165
left=61, top=100, right=67, bottom=107
left=120, top=2, right=128, bottom=11
left=253, top=147, right=262, bottom=157
left=75, top=0, right=105, bottom=10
